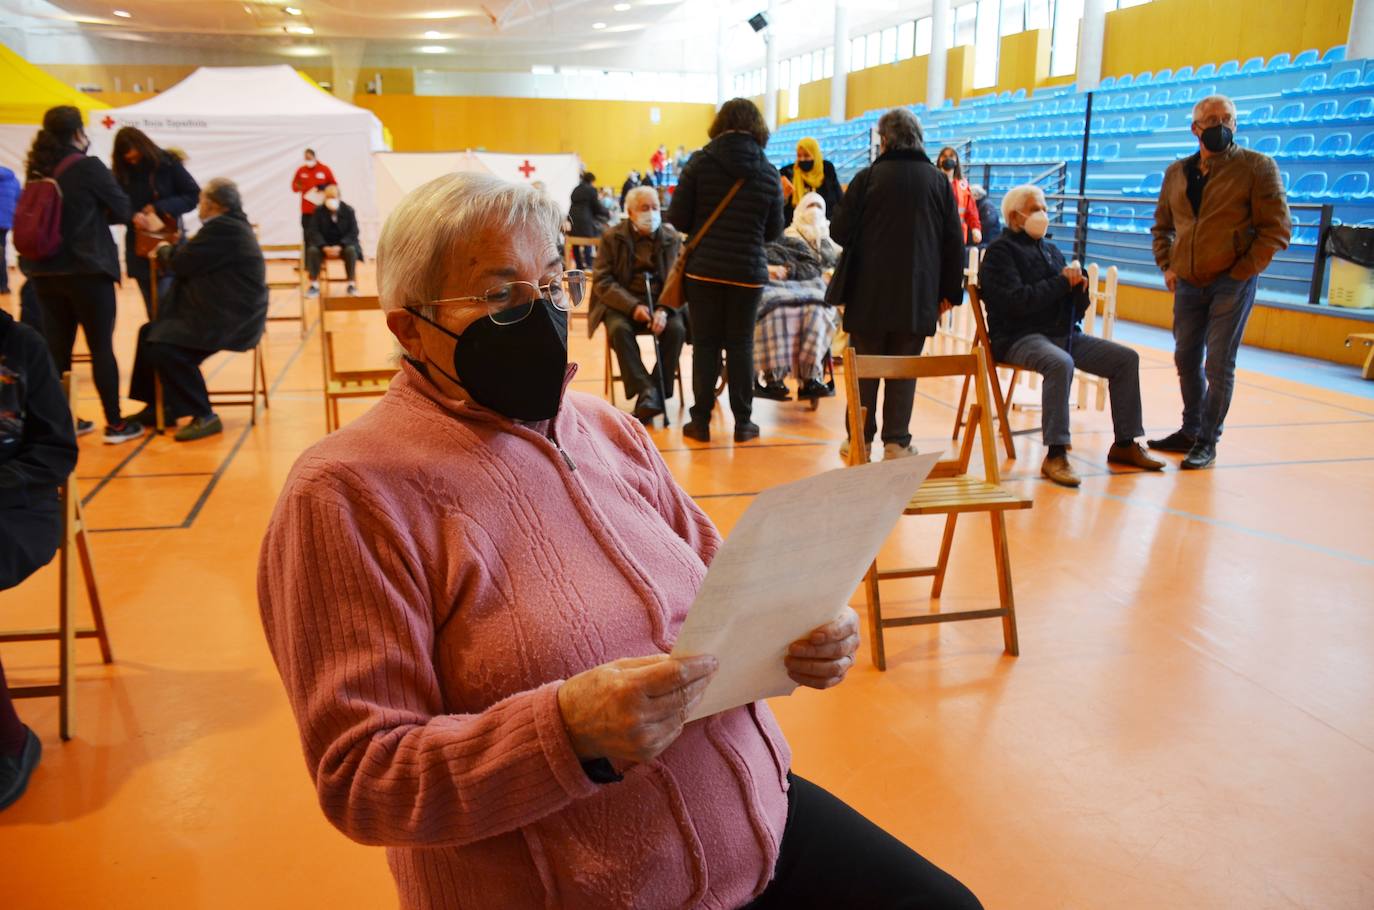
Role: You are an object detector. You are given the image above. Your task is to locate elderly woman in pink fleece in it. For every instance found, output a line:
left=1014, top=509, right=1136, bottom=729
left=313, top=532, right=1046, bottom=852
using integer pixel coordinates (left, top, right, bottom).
left=258, top=173, right=980, bottom=910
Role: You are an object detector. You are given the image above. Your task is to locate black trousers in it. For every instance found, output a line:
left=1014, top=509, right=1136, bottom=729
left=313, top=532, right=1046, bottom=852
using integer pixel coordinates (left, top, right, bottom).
left=33, top=274, right=122, bottom=424
left=572, top=244, right=596, bottom=270
left=129, top=324, right=215, bottom=421
left=603, top=308, right=685, bottom=399
left=0, top=229, right=9, bottom=292
left=847, top=330, right=930, bottom=447
left=306, top=244, right=359, bottom=282
left=686, top=278, right=762, bottom=426
left=743, top=775, right=982, bottom=910
left=19, top=282, right=44, bottom=336
left=127, top=256, right=174, bottom=321
left=0, top=497, right=61, bottom=592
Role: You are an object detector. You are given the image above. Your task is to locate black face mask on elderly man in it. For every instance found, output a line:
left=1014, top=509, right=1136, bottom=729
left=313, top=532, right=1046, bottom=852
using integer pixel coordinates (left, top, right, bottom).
left=1200, top=124, right=1234, bottom=153
left=408, top=299, right=569, bottom=422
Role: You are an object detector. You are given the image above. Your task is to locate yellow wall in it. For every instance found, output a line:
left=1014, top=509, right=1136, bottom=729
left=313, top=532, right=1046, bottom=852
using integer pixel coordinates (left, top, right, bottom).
left=995, top=28, right=1051, bottom=97
left=353, top=95, right=716, bottom=190
left=1101, top=0, right=1351, bottom=79
left=846, top=55, right=925, bottom=119
left=797, top=79, right=832, bottom=122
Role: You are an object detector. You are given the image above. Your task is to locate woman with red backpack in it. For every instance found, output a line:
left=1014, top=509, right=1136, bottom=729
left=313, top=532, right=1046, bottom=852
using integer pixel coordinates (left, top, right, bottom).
left=15, top=106, right=140, bottom=444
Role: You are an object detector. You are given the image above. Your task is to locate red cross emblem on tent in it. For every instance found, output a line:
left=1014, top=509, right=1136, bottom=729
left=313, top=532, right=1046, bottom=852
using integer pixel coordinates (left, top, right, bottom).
left=517, top=159, right=536, bottom=178
left=101, top=116, right=116, bottom=129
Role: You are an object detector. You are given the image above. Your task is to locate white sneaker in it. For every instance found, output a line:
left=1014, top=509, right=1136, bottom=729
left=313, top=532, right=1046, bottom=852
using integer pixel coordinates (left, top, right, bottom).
left=306, top=284, right=320, bottom=298
left=883, top=442, right=918, bottom=460
left=346, top=283, right=359, bottom=297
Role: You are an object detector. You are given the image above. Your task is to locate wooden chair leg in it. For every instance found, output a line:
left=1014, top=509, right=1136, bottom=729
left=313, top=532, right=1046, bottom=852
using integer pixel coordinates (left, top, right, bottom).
left=952, top=374, right=972, bottom=439
left=604, top=334, right=616, bottom=404
left=58, top=489, right=76, bottom=741
left=258, top=343, right=270, bottom=412
left=331, top=398, right=341, bottom=433
left=863, top=560, right=886, bottom=671
left=74, top=513, right=113, bottom=664
left=989, top=512, right=1019, bottom=657
left=986, top=366, right=1016, bottom=460
left=931, top=513, right=960, bottom=598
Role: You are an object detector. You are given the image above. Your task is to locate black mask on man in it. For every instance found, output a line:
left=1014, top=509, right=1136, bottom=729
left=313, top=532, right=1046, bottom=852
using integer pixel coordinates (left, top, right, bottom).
left=407, top=299, right=569, bottom=421
left=1200, top=124, right=1234, bottom=153
left=798, top=159, right=815, bottom=172
left=940, top=158, right=956, bottom=172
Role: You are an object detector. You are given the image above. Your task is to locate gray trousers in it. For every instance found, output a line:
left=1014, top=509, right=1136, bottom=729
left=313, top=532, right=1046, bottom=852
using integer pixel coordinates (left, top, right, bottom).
left=306, top=244, right=358, bottom=282
left=1002, top=332, right=1144, bottom=447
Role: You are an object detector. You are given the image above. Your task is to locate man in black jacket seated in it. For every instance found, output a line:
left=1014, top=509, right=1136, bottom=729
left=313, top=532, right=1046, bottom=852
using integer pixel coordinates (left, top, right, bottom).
left=0, top=305, right=78, bottom=808
left=304, top=184, right=361, bottom=298
left=590, top=185, right=686, bottom=423
left=978, top=184, right=1163, bottom=488
left=124, top=178, right=269, bottom=442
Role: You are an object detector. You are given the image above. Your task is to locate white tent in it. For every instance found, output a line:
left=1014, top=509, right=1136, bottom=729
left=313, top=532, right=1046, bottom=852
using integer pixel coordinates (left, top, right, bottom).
left=90, top=65, right=387, bottom=253
left=373, top=150, right=583, bottom=227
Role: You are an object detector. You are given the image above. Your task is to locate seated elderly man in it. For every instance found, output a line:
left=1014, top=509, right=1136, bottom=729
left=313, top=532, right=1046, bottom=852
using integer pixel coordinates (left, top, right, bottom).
left=258, top=172, right=981, bottom=910
left=979, top=184, right=1164, bottom=487
left=755, top=191, right=840, bottom=402
left=305, top=184, right=362, bottom=298
left=589, top=184, right=687, bottom=423
left=124, top=178, right=268, bottom=441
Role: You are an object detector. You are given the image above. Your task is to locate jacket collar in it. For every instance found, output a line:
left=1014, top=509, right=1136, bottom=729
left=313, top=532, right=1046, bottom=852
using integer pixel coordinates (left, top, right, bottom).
left=399, top=357, right=580, bottom=438
left=875, top=147, right=931, bottom=165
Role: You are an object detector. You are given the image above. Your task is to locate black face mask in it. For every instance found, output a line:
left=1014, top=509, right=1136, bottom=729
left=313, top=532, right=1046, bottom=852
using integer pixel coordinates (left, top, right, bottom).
left=939, top=158, right=956, bottom=171
left=798, top=159, right=815, bottom=172
left=1200, top=124, right=1233, bottom=153
left=408, top=299, right=569, bottom=421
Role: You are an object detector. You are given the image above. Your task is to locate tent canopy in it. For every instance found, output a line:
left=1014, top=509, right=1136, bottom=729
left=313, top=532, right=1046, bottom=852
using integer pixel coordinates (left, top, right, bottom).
left=0, top=43, right=108, bottom=125
left=93, top=65, right=387, bottom=251
left=373, top=151, right=583, bottom=225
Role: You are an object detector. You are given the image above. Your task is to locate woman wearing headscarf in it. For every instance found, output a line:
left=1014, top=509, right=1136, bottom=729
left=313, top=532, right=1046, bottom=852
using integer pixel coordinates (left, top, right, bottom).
left=779, top=137, right=842, bottom=226
left=755, top=191, right=841, bottom=402
left=111, top=126, right=200, bottom=318
left=935, top=146, right=982, bottom=248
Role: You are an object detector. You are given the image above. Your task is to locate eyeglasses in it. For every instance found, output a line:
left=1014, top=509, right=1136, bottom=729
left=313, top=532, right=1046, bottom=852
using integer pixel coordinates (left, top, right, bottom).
left=429, top=270, right=588, bottom=325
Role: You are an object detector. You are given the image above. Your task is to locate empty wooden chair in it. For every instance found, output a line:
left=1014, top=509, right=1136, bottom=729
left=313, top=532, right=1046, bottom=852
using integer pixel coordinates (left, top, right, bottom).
left=260, top=242, right=308, bottom=337
left=320, top=294, right=395, bottom=433
left=1075, top=264, right=1119, bottom=412
left=602, top=332, right=687, bottom=407
left=0, top=373, right=114, bottom=740
left=843, top=346, right=1032, bottom=669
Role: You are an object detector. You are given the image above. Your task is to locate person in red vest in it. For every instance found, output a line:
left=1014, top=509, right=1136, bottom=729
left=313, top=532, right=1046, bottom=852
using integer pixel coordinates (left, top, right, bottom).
left=290, top=148, right=335, bottom=235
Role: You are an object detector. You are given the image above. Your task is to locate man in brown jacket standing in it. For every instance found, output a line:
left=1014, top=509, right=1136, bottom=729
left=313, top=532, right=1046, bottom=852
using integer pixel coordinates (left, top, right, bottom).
left=1149, top=94, right=1291, bottom=469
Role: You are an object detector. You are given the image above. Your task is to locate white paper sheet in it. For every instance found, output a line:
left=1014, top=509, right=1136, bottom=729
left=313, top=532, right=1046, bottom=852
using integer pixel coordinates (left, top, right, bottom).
left=671, top=453, right=941, bottom=721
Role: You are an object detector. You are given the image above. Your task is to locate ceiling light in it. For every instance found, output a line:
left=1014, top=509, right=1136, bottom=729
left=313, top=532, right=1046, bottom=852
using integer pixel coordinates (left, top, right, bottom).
left=113, top=8, right=131, bottom=16
left=417, top=45, right=449, bottom=54
left=287, top=25, right=314, bottom=34
left=613, top=2, right=631, bottom=9
left=423, top=30, right=443, bottom=38
left=285, top=6, right=302, bottom=14
left=592, top=21, right=606, bottom=29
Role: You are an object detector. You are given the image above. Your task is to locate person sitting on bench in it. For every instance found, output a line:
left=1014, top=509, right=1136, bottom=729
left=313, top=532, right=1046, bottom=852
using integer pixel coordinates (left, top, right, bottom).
left=589, top=185, right=686, bottom=423
left=979, top=183, right=1164, bottom=488
left=124, top=178, right=269, bottom=442
left=305, top=184, right=362, bottom=298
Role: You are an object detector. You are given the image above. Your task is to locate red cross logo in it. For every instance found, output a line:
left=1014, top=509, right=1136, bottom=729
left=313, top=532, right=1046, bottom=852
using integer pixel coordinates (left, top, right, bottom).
left=517, top=159, right=536, bottom=178
left=101, top=115, right=116, bottom=129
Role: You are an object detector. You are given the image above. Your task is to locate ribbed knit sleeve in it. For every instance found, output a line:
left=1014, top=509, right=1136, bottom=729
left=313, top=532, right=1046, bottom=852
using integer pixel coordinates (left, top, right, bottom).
left=257, top=475, right=599, bottom=849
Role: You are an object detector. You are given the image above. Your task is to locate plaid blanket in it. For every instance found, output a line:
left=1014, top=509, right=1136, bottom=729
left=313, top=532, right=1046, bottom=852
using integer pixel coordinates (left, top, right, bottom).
left=755, top=299, right=839, bottom=381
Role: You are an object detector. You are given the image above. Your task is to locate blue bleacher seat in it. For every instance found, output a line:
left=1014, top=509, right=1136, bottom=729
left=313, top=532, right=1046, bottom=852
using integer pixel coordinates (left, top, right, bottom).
left=1322, top=45, right=1346, bottom=63
left=1149, top=90, right=1170, bottom=106
left=1111, top=206, right=1138, bottom=232
left=1247, top=103, right=1273, bottom=124
left=1273, top=102, right=1304, bottom=124
left=1279, top=170, right=1292, bottom=191
left=1240, top=57, right=1264, bottom=75
left=1339, top=97, right=1373, bottom=121
left=1292, top=49, right=1321, bottom=67
left=1280, top=134, right=1315, bottom=158
left=1146, top=113, right=1168, bottom=131
left=1193, top=83, right=1217, bottom=100
left=1292, top=224, right=1319, bottom=245
left=1216, top=60, right=1240, bottom=78
left=1325, top=172, right=1371, bottom=201
left=1265, top=53, right=1291, bottom=71
left=1130, top=91, right=1149, bottom=108
left=1106, top=94, right=1128, bottom=111
left=1172, top=86, right=1193, bottom=104
left=1285, top=73, right=1326, bottom=95
left=1303, top=100, right=1338, bottom=123
left=1234, top=135, right=1250, bottom=148
left=1125, top=114, right=1147, bottom=132
left=1347, top=133, right=1374, bottom=157
left=1289, top=172, right=1327, bottom=200
left=1116, top=73, right=1133, bottom=88
left=1096, top=141, right=1120, bottom=162
left=1135, top=70, right=1153, bottom=85
left=1315, top=133, right=1352, bottom=157
left=1174, top=65, right=1195, bottom=82
left=1088, top=205, right=1110, bottom=229
left=1102, top=116, right=1125, bottom=134
left=1324, top=69, right=1361, bottom=92
left=1194, top=63, right=1217, bottom=80
left=1013, top=88, right=1026, bottom=101
left=1251, top=135, right=1281, bottom=155
left=1099, top=75, right=1116, bottom=90
left=1154, top=68, right=1174, bottom=84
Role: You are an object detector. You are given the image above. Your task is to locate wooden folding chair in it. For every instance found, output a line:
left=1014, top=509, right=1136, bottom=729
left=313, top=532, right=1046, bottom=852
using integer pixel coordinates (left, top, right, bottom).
left=564, top=236, right=600, bottom=324
left=951, top=284, right=1019, bottom=460
left=603, top=330, right=687, bottom=406
left=843, top=346, right=1032, bottom=670
left=1075, top=264, right=1118, bottom=412
left=208, top=339, right=270, bottom=427
left=320, top=294, right=394, bottom=433
left=261, top=242, right=308, bottom=337
left=1, top=373, right=114, bottom=740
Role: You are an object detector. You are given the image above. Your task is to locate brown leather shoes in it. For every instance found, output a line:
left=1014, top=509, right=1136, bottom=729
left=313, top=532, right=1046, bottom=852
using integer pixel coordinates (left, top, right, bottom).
left=1107, top=441, right=1166, bottom=471
left=1041, top=453, right=1081, bottom=488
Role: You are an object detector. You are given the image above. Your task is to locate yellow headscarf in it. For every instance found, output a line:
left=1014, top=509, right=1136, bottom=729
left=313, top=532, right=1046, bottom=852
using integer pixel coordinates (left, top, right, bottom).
left=791, top=137, right=825, bottom=209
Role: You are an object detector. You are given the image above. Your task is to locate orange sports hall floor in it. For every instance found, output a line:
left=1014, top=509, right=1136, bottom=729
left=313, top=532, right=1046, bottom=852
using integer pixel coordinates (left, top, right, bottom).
left=1, top=265, right=1371, bottom=909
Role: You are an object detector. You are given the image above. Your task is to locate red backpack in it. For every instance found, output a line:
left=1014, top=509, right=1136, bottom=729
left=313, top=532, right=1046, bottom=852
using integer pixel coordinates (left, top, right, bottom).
left=13, top=153, right=84, bottom=261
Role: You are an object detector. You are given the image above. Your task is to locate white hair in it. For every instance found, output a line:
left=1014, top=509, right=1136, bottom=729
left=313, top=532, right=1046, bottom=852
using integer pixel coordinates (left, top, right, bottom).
left=376, top=172, right=564, bottom=313
left=624, top=185, right=659, bottom=210
left=1001, top=184, right=1045, bottom=228
left=1192, top=94, right=1237, bottom=124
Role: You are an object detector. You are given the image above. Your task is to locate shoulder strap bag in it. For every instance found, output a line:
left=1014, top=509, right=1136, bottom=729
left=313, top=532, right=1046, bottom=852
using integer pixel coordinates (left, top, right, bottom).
left=657, top=177, right=746, bottom=310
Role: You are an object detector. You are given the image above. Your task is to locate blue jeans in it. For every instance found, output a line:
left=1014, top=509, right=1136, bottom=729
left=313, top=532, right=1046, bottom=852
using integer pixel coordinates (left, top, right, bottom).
left=1002, top=332, right=1145, bottom=447
left=1172, top=274, right=1258, bottom=444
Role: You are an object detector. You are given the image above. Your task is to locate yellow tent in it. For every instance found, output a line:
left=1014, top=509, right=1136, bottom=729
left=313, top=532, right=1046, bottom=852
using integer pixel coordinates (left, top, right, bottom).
left=0, top=43, right=108, bottom=124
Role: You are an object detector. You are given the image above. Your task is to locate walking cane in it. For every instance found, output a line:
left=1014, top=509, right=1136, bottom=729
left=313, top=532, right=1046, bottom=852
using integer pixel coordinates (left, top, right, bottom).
left=643, top=271, right=672, bottom=428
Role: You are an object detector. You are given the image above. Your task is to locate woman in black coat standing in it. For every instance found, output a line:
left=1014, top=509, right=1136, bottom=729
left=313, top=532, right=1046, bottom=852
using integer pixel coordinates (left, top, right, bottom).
left=19, top=106, right=139, bottom=444
left=666, top=98, right=784, bottom=443
left=828, top=108, right=965, bottom=462
left=112, top=126, right=200, bottom=318
left=567, top=170, right=609, bottom=270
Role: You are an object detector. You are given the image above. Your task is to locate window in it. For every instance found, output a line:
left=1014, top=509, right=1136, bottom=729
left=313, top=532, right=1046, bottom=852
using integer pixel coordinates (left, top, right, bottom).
left=780, top=58, right=791, bottom=91
left=1116, top=0, right=1154, bottom=7
left=916, top=17, right=933, bottom=56
left=812, top=48, right=824, bottom=80
left=867, top=31, right=881, bottom=67
left=897, top=21, right=915, bottom=60
left=1026, top=0, right=1051, bottom=29
left=1001, top=0, right=1025, bottom=35
left=881, top=26, right=897, bottom=65
left=800, top=52, right=813, bottom=84
left=954, top=4, right=977, bottom=47
left=824, top=46, right=834, bottom=78
left=1050, top=0, right=1084, bottom=77
left=851, top=36, right=866, bottom=71
left=973, top=0, right=1000, bottom=89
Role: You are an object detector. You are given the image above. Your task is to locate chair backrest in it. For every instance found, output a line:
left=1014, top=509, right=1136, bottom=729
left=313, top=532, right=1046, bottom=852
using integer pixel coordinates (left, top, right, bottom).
left=1099, top=75, right=1116, bottom=90
left=1290, top=172, right=1328, bottom=198
left=1194, top=63, right=1217, bottom=80
left=1154, top=68, right=1174, bottom=84
left=1330, top=69, right=1360, bottom=90
left=1266, top=53, right=1292, bottom=72
left=1339, top=97, right=1372, bottom=119
left=1305, top=100, right=1337, bottom=122
left=1240, top=56, right=1265, bottom=74
left=1252, top=135, right=1281, bottom=155
left=1129, top=91, right=1149, bottom=108
left=1321, top=45, right=1345, bottom=63
left=1354, top=132, right=1374, bottom=155
left=1292, top=73, right=1326, bottom=94
left=1248, top=103, right=1274, bottom=124
left=1317, top=132, right=1351, bottom=156
left=1174, top=65, right=1194, bottom=82
left=1116, top=73, right=1133, bottom=88
left=1146, top=113, right=1168, bottom=131
left=1294, top=48, right=1321, bottom=67
left=1282, top=134, right=1315, bottom=157
left=1331, top=172, right=1370, bottom=199
left=1275, top=102, right=1304, bottom=123
left=1216, top=60, right=1240, bottom=78
left=1149, top=90, right=1169, bottom=106
left=842, top=344, right=1001, bottom=484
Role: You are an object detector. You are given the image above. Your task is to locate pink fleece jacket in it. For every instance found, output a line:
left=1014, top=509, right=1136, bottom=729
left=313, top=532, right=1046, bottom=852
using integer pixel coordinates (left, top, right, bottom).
left=258, top=362, right=791, bottom=909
